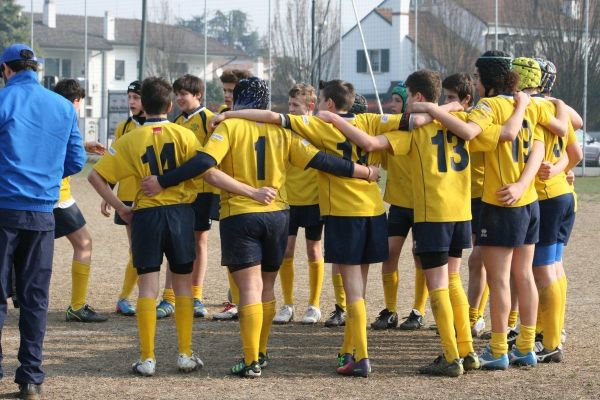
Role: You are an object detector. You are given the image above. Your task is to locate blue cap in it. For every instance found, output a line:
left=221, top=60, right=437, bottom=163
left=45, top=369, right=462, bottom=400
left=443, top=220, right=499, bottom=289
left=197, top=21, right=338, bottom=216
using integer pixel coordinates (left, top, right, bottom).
left=0, top=43, right=42, bottom=65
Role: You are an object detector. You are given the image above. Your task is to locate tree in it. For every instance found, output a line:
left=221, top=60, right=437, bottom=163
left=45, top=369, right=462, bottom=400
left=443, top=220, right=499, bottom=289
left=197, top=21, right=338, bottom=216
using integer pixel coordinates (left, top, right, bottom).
left=0, top=0, right=27, bottom=51
left=271, top=0, right=341, bottom=97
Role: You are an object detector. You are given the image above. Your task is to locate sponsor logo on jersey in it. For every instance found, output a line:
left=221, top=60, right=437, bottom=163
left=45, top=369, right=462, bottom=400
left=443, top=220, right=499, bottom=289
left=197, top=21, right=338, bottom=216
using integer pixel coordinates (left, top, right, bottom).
left=211, top=133, right=224, bottom=141
left=302, top=115, right=310, bottom=125
left=108, top=146, right=117, bottom=155
left=152, top=127, right=162, bottom=135
left=480, top=228, right=488, bottom=238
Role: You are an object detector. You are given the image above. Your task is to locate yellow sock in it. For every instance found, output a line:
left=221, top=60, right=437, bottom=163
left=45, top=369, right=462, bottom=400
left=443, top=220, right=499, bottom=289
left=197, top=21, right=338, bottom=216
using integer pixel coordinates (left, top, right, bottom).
left=239, top=303, right=263, bottom=365
left=118, top=254, right=138, bottom=299
left=535, top=301, right=543, bottom=335
left=308, top=259, right=324, bottom=308
left=175, top=296, right=193, bottom=356
left=227, top=271, right=240, bottom=305
left=508, top=310, right=519, bottom=328
left=340, top=319, right=354, bottom=355
left=382, top=271, right=399, bottom=313
left=469, top=308, right=479, bottom=327
left=279, top=258, right=294, bottom=305
left=429, top=288, right=459, bottom=362
left=136, top=297, right=156, bottom=360
left=259, top=300, right=276, bottom=354
left=348, top=299, right=368, bottom=361
left=558, top=275, right=568, bottom=333
left=490, top=331, right=508, bottom=358
left=162, top=288, right=175, bottom=305
left=448, top=273, right=473, bottom=357
left=192, top=285, right=203, bottom=301
left=540, top=281, right=562, bottom=350
left=515, top=324, right=536, bottom=354
left=332, top=273, right=346, bottom=309
left=478, top=284, right=489, bottom=317
left=413, top=267, right=429, bottom=315
left=71, top=260, right=90, bottom=310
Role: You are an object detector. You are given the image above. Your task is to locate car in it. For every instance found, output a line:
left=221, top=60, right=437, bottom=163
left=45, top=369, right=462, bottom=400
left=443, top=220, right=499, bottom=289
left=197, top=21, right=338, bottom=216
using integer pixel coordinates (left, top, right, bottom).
left=576, top=129, right=600, bottom=167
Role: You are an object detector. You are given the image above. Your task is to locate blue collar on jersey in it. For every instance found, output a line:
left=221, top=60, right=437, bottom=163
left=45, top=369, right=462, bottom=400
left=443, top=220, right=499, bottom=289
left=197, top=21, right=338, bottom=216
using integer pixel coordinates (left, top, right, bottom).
left=337, top=112, right=355, bottom=119
left=182, top=105, right=204, bottom=119
left=145, top=117, right=168, bottom=124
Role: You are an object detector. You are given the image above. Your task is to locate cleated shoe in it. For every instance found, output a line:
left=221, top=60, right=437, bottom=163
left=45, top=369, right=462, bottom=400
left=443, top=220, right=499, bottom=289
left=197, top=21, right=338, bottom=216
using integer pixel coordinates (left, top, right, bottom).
left=301, top=305, right=322, bottom=324
left=336, top=358, right=371, bottom=377
left=471, top=316, right=486, bottom=337
left=507, top=325, right=520, bottom=348
left=337, top=353, right=355, bottom=368
left=418, top=356, right=463, bottom=377
left=132, top=358, right=156, bottom=376
left=213, top=302, right=238, bottom=320
left=509, top=348, right=537, bottom=367
left=18, top=383, right=42, bottom=400
left=66, top=304, right=108, bottom=322
left=370, top=308, right=399, bottom=330
left=273, top=304, right=294, bottom=324
left=193, top=298, right=208, bottom=318
left=324, top=304, right=346, bottom=327
left=231, top=359, right=261, bottom=378
left=479, top=347, right=509, bottom=370
left=156, top=300, right=175, bottom=319
left=258, top=352, right=269, bottom=368
left=177, top=352, right=204, bottom=372
left=398, top=309, right=424, bottom=330
left=116, top=298, right=136, bottom=316
left=536, top=347, right=564, bottom=363
left=462, top=352, right=481, bottom=371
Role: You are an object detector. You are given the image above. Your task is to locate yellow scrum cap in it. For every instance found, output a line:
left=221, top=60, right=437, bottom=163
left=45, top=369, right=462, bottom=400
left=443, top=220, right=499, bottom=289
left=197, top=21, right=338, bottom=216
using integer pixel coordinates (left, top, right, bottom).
left=512, top=57, right=542, bottom=91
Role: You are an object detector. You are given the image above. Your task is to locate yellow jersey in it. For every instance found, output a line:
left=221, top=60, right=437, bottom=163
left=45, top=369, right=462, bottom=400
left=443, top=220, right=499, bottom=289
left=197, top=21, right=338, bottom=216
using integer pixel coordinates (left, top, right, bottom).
left=469, top=95, right=549, bottom=207
left=202, top=118, right=320, bottom=218
left=383, top=112, right=500, bottom=222
left=284, top=163, right=319, bottom=206
left=174, top=107, right=220, bottom=195
left=94, top=120, right=200, bottom=210
left=58, top=177, right=73, bottom=205
left=287, top=113, right=403, bottom=217
left=470, top=152, right=485, bottom=199
left=534, top=98, right=577, bottom=200
left=113, top=117, right=144, bottom=202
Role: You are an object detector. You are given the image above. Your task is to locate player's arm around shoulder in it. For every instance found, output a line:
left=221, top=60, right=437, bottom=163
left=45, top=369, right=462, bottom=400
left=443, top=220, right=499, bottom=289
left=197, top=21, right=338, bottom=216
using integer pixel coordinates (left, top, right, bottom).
left=316, top=110, right=390, bottom=152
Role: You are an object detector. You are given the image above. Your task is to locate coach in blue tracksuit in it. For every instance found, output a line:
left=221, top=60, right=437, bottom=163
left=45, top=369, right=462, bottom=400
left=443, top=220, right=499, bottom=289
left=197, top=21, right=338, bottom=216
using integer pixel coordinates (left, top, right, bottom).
left=0, top=44, right=86, bottom=399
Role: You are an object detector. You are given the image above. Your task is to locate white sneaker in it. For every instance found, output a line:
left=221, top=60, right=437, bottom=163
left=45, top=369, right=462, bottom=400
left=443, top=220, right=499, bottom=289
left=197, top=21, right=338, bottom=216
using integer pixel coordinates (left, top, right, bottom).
left=301, top=305, right=321, bottom=324
left=273, top=304, right=294, bottom=324
left=471, top=316, right=485, bottom=337
left=177, top=352, right=204, bottom=372
left=132, top=358, right=156, bottom=376
left=213, top=302, right=238, bottom=320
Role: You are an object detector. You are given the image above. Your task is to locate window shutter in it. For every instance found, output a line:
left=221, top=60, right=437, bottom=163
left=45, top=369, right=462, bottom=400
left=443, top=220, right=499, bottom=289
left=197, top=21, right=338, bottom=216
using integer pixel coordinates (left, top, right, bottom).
left=381, top=49, right=390, bottom=73
left=357, top=50, right=367, bottom=73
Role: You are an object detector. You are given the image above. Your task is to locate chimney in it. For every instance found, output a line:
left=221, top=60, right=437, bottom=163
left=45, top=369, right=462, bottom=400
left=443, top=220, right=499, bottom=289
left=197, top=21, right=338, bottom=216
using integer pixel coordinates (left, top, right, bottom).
left=104, top=11, right=115, bottom=41
left=43, top=0, right=56, bottom=29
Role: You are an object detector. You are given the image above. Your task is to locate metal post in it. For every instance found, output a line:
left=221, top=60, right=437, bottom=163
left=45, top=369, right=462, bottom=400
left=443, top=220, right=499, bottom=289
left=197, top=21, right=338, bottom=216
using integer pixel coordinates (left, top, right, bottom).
left=84, top=0, right=87, bottom=138
left=311, top=0, right=316, bottom=87
left=414, top=0, right=418, bottom=70
left=582, top=0, right=589, bottom=175
left=495, top=0, right=498, bottom=50
left=139, top=0, right=148, bottom=81
left=30, top=0, right=34, bottom=48
left=350, top=0, right=383, bottom=114
left=268, top=0, right=272, bottom=108
left=338, top=0, right=342, bottom=79
left=203, top=0, right=207, bottom=107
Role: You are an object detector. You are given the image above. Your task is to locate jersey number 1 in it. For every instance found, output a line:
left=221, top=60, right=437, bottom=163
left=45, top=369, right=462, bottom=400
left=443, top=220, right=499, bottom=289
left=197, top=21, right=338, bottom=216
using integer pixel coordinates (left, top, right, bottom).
left=141, top=143, right=176, bottom=175
left=255, top=136, right=266, bottom=180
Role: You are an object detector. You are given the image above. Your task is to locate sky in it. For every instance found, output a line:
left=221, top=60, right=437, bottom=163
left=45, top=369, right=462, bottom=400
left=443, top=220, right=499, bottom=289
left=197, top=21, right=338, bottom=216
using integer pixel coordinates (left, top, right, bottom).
left=16, top=0, right=384, bottom=34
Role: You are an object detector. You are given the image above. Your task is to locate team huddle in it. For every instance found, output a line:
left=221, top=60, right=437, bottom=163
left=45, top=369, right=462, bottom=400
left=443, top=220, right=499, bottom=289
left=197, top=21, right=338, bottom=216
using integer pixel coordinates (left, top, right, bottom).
left=57, top=49, right=581, bottom=379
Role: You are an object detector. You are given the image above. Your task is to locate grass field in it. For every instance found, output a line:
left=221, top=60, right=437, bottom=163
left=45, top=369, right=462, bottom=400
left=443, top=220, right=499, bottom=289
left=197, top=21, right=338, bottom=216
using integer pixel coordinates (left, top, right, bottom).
left=0, top=172, right=599, bottom=399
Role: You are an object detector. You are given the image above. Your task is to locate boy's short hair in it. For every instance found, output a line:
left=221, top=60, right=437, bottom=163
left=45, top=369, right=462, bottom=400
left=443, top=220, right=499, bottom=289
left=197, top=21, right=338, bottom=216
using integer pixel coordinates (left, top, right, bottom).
left=173, top=74, right=204, bottom=96
left=405, top=70, right=442, bottom=103
left=442, top=73, right=475, bottom=106
left=141, top=77, right=172, bottom=115
left=53, top=79, right=85, bottom=103
left=319, top=79, right=355, bottom=111
left=289, top=83, right=317, bottom=106
left=219, top=69, right=252, bottom=85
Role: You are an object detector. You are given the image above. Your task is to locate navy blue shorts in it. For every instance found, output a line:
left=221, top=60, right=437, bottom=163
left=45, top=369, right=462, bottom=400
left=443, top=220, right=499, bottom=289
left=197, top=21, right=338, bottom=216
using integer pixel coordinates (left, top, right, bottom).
left=220, top=210, right=289, bottom=272
left=192, top=193, right=220, bottom=231
left=477, top=201, right=540, bottom=247
left=387, top=205, right=414, bottom=237
left=114, top=201, right=134, bottom=225
left=53, top=203, right=86, bottom=239
left=413, top=221, right=472, bottom=254
left=323, top=213, right=388, bottom=265
left=288, top=204, right=323, bottom=241
left=131, top=204, right=195, bottom=274
left=539, top=193, right=576, bottom=245
left=471, top=198, right=483, bottom=236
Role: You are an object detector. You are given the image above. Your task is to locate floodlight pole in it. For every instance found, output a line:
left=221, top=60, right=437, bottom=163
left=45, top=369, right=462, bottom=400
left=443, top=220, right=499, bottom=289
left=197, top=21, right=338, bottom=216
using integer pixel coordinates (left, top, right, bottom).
left=582, top=0, right=589, bottom=175
left=268, top=0, right=272, bottom=108
left=203, top=0, right=207, bottom=107
left=139, top=0, right=148, bottom=81
left=30, top=0, right=34, bottom=48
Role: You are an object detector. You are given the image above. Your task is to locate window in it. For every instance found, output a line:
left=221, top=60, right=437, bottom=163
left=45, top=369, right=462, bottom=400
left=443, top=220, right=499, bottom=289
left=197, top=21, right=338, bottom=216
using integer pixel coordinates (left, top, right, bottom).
left=169, top=62, right=188, bottom=76
left=115, top=60, right=125, bottom=81
left=45, top=58, right=60, bottom=76
left=61, top=59, right=71, bottom=77
left=356, top=49, right=389, bottom=73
